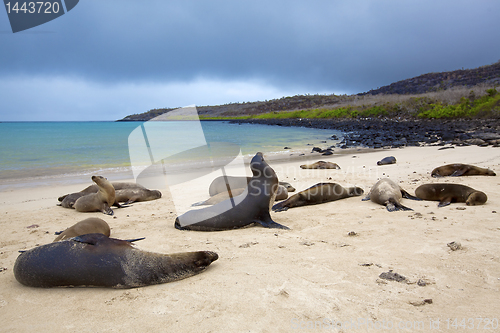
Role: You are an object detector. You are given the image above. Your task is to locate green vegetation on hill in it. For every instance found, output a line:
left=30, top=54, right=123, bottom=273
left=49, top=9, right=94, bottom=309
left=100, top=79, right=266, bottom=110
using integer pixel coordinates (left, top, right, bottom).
left=199, top=88, right=500, bottom=120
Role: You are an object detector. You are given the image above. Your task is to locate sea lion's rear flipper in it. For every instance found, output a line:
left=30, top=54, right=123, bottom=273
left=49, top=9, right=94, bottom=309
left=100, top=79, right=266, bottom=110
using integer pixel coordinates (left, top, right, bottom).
left=102, top=205, right=114, bottom=216
left=113, top=201, right=131, bottom=208
left=254, top=218, right=290, bottom=230
left=71, top=233, right=105, bottom=245
left=438, top=198, right=452, bottom=207
left=58, top=194, right=68, bottom=202
left=361, top=194, right=371, bottom=201
left=401, top=189, right=421, bottom=201
left=386, top=200, right=413, bottom=212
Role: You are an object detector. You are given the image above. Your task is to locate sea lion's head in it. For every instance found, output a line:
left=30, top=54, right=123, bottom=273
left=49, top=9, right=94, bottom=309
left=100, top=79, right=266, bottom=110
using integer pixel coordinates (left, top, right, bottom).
left=466, top=191, right=488, bottom=206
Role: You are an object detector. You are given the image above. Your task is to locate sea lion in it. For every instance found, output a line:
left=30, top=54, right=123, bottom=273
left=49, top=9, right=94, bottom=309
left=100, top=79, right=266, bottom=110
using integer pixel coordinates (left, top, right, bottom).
left=362, top=178, right=420, bottom=211
left=275, top=185, right=289, bottom=200
left=175, top=152, right=289, bottom=231
left=431, top=164, right=496, bottom=177
left=192, top=188, right=246, bottom=207
left=193, top=184, right=288, bottom=207
left=377, top=156, right=396, bottom=165
left=279, top=181, right=296, bottom=192
left=208, top=176, right=295, bottom=196
left=300, top=161, right=341, bottom=169
left=415, top=183, right=487, bottom=207
left=53, top=218, right=110, bottom=242
left=73, top=176, right=116, bottom=215
left=14, top=233, right=218, bottom=288
left=58, top=182, right=150, bottom=208
left=272, top=183, right=364, bottom=212
left=114, top=188, right=162, bottom=204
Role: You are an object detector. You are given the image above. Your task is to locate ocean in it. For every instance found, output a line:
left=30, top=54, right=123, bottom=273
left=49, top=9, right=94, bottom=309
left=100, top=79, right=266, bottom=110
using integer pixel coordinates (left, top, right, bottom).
left=0, top=121, right=342, bottom=188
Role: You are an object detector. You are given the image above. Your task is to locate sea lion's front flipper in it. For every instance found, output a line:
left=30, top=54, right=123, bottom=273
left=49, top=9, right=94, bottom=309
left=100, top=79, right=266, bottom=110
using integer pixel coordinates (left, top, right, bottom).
left=450, top=167, right=468, bottom=177
left=254, top=218, right=290, bottom=230
left=438, top=198, right=452, bottom=207
left=125, top=237, right=145, bottom=243
left=273, top=206, right=289, bottom=212
left=362, top=194, right=371, bottom=201
left=401, top=189, right=421, bottom=201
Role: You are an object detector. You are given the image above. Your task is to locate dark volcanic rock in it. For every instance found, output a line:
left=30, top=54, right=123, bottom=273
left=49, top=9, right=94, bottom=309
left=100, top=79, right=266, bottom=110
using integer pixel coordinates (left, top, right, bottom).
left=229, top=118, right=500, bottom=149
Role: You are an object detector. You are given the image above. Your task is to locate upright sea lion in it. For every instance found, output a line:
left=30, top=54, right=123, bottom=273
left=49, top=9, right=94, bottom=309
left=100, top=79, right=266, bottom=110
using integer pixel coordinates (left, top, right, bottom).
left=115, top=188, right=162, bottom=204
left=431, top=164, right=496, bottom=177
left=362, top=178, right=419, bottom=211
left=14, top=233, right=218, bottom=288
left=415, top=183, right=487, bottom=207
left=175, top=152, right=289, bottom=231
left=73, top=176, right=116, bottom=215
left=377, top=156, right=396, bottom=165
left=272, top=183, right=364, bottom=212
left=300, top=161, right=341, bottom=169
left=53, top=218, right=111, bottom=242
left=208, top=176, right=294, bottom=196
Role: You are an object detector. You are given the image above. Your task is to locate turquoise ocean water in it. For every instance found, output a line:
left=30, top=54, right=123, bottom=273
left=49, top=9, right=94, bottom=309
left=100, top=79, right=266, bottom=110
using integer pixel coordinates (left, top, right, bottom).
left=0, top=121, right=342, bottom=187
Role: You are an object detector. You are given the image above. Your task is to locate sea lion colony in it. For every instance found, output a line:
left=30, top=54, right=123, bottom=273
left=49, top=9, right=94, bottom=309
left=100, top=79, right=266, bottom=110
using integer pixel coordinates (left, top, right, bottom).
left=13, top=154, right=492, bottom=288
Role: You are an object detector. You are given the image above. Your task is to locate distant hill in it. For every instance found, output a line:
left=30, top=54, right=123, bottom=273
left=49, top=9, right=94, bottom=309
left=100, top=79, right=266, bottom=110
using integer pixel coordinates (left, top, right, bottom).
left=360, top=61, right=500, bottom=96
left=119, top=61, right=500, bottom=121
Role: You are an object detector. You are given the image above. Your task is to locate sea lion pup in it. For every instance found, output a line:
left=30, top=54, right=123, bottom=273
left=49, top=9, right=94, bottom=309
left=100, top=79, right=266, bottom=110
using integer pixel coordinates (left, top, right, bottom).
left=192, top=185, right=288, bottom=207
left=362, top=178, right=420, bottom=212
left=115, top=188, right=162, bottom=204
left=300, top=161, right=341, bottom=169
left=272, top=183, right=364, bottom=212
left=14, top=233, right=218, bottom=288
left=431, top=164, right=496, bottom=177
left=175, top=152, right=289, bottom=231
left=415, top=183, right=487, bottom=207
left=53, top=218, right=110, bottom=242
left=208, top=176, right=295, bottom=196
left=73, top=176, right=116, bottom=215
left=377, top=156, right=396, bottom=165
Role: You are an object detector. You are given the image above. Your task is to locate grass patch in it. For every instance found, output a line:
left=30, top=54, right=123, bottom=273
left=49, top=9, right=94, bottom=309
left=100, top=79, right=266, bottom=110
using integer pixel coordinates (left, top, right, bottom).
left=417, top=88, right=500, bottom=118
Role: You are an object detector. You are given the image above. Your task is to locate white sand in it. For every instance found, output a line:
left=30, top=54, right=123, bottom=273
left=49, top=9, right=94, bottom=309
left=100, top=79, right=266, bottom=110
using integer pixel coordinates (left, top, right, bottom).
left=1, top=146, right=499, bottom=332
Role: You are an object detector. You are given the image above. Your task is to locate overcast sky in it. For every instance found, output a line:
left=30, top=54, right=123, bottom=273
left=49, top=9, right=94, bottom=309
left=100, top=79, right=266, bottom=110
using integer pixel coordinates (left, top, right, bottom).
left=1, top=0, right=499, bottom=121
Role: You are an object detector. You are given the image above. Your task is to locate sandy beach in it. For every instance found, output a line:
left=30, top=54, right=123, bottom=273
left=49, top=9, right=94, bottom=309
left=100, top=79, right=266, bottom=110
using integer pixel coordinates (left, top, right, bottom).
left=1, top=145, right=499, bottom=332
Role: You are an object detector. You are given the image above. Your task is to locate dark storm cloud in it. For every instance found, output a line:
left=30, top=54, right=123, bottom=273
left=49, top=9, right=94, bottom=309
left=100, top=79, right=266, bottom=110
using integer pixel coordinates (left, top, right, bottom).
left=1, top=1, right=500, bottom=121
left=1, top=0, right=499, bottom=93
